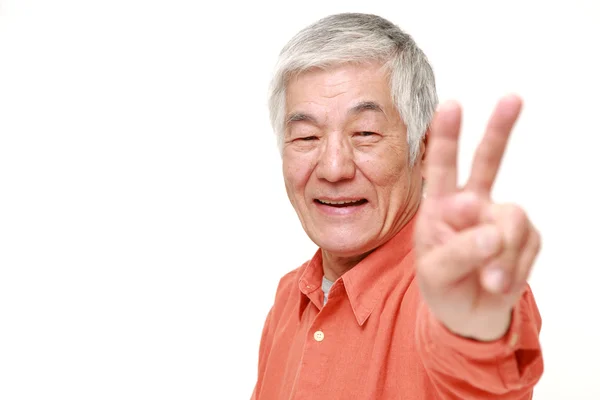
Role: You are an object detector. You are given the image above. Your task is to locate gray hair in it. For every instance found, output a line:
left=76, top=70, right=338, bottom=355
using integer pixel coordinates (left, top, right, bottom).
left=268, top=13, right=438, bottom=165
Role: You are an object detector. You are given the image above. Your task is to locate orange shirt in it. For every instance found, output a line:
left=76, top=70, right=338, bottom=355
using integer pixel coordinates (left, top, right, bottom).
left=251, top=216, right=543, bottom=399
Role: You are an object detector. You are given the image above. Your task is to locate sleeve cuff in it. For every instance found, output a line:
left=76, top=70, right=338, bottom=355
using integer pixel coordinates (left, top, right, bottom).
left=418, top=301, right=522, bottom=361
left=415, top=288, right=544, bottom=392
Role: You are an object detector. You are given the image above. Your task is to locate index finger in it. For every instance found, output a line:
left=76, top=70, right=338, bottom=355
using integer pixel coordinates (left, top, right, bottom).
left=424, top=101, right=462, bottom=197
left=465, top=95, right=523, bottom=196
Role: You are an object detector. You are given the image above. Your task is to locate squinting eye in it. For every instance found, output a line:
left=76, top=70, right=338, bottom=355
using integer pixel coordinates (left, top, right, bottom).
left=299, top=136, right=318, bottom=141
left=356, top=131, right=376, bottom=137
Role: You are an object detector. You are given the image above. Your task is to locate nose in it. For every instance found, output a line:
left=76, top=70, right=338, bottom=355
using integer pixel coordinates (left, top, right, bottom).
left=315, top=132, right=356, bottom=182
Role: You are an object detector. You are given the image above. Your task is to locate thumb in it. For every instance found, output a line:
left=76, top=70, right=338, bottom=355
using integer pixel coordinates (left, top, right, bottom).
left=417, top=224, right=503, bottom=288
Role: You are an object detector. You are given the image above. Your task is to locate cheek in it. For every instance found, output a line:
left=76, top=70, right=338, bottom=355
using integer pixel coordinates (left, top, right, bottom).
left=282, top=157, right=313, bottom=197
left=357, top=148, right=410, bottom=198
left=358, top=152, right=407, bottom=185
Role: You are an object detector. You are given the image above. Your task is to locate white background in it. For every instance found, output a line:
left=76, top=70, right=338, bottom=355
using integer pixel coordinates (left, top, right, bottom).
left=0, top=0, right=598, bottom=399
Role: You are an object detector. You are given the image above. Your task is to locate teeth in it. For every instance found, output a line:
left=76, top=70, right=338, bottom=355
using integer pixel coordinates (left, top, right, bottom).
left=319, top=199, right=362, bottom=205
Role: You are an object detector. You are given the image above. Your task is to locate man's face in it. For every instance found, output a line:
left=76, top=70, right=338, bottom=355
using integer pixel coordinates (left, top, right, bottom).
left=282, top=63, right=425, bottom=258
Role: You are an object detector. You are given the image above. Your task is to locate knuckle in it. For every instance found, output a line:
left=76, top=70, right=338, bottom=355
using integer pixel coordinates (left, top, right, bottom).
left=501, top=205, right=529, bottom=245
left=505, top=204, right=528, bottom=228
left=531, top=229, right=542, bottom=253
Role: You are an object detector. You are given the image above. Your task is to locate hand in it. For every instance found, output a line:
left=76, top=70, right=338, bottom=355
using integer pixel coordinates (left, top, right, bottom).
left=414, top=95, right=541, bottom=342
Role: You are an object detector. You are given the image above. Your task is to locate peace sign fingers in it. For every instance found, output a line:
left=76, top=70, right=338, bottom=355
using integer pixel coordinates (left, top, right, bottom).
left=424, top=101, right=462, bottom=198
left=465, top=95, right=523, bottom=196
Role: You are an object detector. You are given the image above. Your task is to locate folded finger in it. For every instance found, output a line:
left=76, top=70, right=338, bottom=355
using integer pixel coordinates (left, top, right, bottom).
left=418, top=224, right=503, bottom=288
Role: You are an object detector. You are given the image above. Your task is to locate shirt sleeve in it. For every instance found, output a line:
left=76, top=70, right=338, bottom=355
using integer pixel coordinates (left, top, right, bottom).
left=415, top=285, right=544, bottom=400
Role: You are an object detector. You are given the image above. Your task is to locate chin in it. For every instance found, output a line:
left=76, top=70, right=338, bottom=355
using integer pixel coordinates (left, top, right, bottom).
left=312, top=231, right=376, bottom=258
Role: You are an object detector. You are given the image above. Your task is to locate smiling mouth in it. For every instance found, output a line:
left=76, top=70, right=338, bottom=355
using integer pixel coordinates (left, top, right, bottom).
left=315, top=199, right=368, bottom=208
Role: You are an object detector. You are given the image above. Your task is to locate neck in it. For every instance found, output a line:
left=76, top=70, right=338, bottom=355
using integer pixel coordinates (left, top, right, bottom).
left=321, top=251, right=372, bottom=281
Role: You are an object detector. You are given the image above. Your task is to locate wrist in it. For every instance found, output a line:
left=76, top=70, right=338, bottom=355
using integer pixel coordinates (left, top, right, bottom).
left=446, top=309, right=513, bottom=342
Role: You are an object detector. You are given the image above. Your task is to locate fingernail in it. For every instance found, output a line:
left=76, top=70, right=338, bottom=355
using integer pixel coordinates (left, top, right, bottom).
left=477, top=227, right=501, bottom=255
left=483, top=267, right=505, bottom=293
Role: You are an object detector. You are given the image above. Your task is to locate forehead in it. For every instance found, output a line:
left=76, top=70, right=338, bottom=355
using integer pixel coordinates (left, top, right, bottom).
left=285, top=63, right=394, bottom=114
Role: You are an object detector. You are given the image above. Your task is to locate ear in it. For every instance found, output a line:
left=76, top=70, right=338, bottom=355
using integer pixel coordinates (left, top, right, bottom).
left=419, top=130, right=429, bottom=180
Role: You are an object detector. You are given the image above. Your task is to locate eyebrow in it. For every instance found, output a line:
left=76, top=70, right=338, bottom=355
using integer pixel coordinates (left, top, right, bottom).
left=349, top=101, right=385, bottom=116
left=285, top=101, right=386, bottom=127
left=286, top=112, right=317, bottom=126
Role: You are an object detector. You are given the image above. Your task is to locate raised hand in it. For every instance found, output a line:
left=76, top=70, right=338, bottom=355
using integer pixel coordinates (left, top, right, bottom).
left=415, top=95, right=541, bottom=342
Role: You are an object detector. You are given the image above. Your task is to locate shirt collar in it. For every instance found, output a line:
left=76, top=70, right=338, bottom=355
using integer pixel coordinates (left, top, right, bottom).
left=298, top=214, right=417, bottom=325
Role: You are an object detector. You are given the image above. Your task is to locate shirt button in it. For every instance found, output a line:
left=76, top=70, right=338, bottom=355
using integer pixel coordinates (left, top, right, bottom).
left=509, top=333, right=519, bottom=348
left=314, top=330, right=324, bottom=342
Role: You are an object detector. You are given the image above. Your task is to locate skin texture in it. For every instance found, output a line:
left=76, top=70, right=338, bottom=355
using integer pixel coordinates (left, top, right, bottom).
left=282, top=63, right=541, bottom=342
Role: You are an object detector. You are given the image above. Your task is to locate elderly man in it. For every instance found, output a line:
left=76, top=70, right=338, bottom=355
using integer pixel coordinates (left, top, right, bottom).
left=252, top=13, right=543, bottom=399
